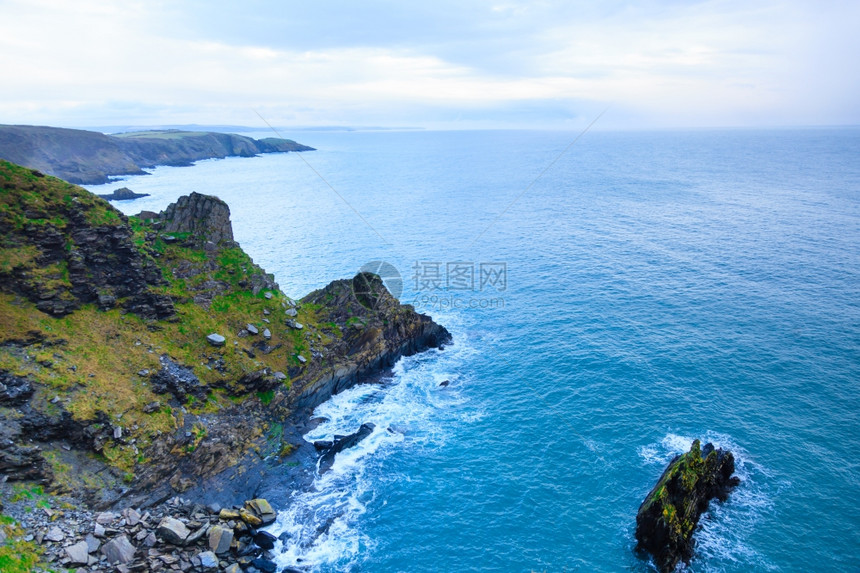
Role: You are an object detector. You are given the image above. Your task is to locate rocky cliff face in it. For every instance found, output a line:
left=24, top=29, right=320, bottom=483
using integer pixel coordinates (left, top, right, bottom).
left=635, top=440, right=740, bottom=572
left=0, top=161, right=173, bottom=318
left=0, top=160, right=449, bottom=510
left=0, top=125, right=315, bottom=184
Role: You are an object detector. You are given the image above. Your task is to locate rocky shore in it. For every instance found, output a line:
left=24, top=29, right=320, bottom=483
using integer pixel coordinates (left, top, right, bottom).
left=0, top=159, right=450, bottom=571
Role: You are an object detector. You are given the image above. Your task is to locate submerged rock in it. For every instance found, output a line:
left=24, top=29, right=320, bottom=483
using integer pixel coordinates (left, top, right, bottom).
left=317, top=422, right=376, bottom=474
left=635, top=440, right=740, bottom=572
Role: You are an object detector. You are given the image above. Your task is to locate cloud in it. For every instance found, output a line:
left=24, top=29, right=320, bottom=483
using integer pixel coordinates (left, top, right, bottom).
left=0, top=0, right=857, bottom=128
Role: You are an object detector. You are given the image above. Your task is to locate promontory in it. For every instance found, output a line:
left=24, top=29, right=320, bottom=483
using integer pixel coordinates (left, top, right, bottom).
left=0, top=125, right=314, bottom=185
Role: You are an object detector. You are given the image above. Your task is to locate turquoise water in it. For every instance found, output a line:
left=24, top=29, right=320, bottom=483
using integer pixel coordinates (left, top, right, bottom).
left=88, top=128, right=860, bottom=571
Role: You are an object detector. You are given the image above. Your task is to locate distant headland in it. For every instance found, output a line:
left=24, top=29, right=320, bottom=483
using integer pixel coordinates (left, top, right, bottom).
left=0, top=125, right=315, bottom=184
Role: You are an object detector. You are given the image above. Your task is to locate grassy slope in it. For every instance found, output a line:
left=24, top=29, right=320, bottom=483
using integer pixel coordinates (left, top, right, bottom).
left=0, top=160, right=327, bottom=482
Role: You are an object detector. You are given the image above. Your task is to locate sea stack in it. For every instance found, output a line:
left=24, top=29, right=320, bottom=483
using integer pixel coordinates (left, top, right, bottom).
left=635, top=439, right=740, bottom=572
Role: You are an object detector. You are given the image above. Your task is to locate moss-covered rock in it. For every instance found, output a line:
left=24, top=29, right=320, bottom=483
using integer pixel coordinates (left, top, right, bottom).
left=635, top=439, right=740, bottom=572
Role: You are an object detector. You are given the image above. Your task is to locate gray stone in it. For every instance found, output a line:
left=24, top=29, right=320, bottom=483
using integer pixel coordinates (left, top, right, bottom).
left=101, top=535, right=136, bottom=564
left=85, top=533, right=101, bottom=553
left=297, top=355, right=307, bottom=364
left=246, top=324, right=259, bottom=335
left=156, top=516, right=190, bottom=545
left=264, top=292, right=273, bottom=299
left=143, top=400, right=161, bottom=413
left=66, top=540, right=90, bottom=565
left=113, top=426, right=122, bottom=439
left=45, top=526, right=64, bottom=542
left=206, top=333, right=226, bottom=347
left=208, top=525, right=233, bottom=554
left=0, top=528, right=6, bottom=545
left=285, top=307, right=298, bottom=317
left=262, top=329, right=271, bottom=340
left=185, top=524, right=208, bottom=545
left=224, top=564, right=241, bottom=573
left=143, top=532, right=157, bottom=547
left=273, top=371, right=287, bottom=381
left=124, top=508, right=141, bottom=527
left=94, top=523, right=106, bottom=537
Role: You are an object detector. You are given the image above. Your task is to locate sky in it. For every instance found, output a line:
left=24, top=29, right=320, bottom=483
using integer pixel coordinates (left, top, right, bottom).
left=0, top=0, right=857, bottom=130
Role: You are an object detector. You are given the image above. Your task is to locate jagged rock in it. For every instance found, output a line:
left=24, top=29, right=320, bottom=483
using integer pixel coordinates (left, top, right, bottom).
left=156, top=516, right=191, bottom=546
left=208, top=525, right=233, bottom=554
left=94, top=523, right=106, bottom=537
left=95, top=512, right=117, bottom=524
left=124, top=508, right=141, bottom=526
left=206, top=333, right=226, bottom=347
left=101, top=534, right=136, bottom=564
left=0, top=371, right=34, bottom=405
left=262, top=328, right=271, bottom=340
left=150, top=355, right=207, bottom=402
left=635, top=440, right=740, bottom=572
left=246, top=324, right=259, bottom=335
left=252, top=530, right=276, bottom=550
left=317, top=423, right=376, bottom=474
left=273, top=371, right=287, bottom=381
left=159, top=192, right=234, bottom=245
left=219, top=509, right=241, bottom=521
left=66, top=540, right=90, bottom=564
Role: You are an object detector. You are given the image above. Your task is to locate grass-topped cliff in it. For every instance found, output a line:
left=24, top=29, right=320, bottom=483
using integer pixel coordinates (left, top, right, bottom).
left=0, top=159, right=448, bottom=509
left=0, top=125, right=315, bottom=184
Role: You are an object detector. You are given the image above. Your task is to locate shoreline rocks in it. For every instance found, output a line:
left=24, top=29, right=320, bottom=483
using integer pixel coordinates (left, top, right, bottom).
left=635, top=440, right=740, bottom=572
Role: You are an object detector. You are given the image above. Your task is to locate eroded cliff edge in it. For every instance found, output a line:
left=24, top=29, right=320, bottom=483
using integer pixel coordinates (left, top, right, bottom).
left=0, top=159, right=449, bottom=509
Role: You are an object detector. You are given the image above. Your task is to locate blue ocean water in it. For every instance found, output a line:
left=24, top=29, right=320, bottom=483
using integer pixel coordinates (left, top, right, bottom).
left=87, top=128, right=860, bottom=572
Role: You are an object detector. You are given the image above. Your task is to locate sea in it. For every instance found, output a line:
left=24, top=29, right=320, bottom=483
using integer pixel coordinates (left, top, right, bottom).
left=84, top=127, right=860, bottom=572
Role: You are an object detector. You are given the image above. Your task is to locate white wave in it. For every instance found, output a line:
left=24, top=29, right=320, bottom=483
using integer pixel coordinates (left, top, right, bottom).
left=269, top=318, right=475, bottom=572
left=638, top=431, right=780, bottom=572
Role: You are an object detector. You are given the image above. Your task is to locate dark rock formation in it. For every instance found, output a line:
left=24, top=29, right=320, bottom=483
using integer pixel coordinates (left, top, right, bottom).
left=150, top=355, right=208, bottom=402
left=316, top=422, right=376, bottom=474
left=0, top=370, right=34, bottom=405
left=635, top=440, right=740, bottom=572
left=159, top=192, right=234, bottom=245
left=291, top=273, right=451, bottom=410
left=0, top=125, right=314, bottom=184
left=97, top=187, right=150, bottom=201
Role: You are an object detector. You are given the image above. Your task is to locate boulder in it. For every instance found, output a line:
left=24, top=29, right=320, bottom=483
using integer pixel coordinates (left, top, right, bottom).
left=245, top=498, right=276, bottom=525
left=208, top=525, right=233, bottom=554
left=198, top=550, right=219, bottom=569
left=246, top=324, right=259, bottom=335
left=101, top=534, right=136, bottom=564
left=635, top=440, right=740, bottom=572
left=65, top=540, right=90, bottom=565
left=156, top=516, right=191, bottom=546
left=45, top=526, right=64, bottom=542
left=206, top=333, right=226, bottom=347
left=253, top=530, right=276, bottom=550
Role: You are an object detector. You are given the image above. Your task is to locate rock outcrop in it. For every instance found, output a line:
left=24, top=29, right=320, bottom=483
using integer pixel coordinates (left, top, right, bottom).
left=159, top=192, right=234, bottom=245
left=315, top=422, right=376, bottom=474
left=291, top=273, right=451, bottom=410
left=0, top=125, right=315, bottom=184
left=97, top=187, right=150, bottom=201
left=635, top=440, right=740, bottom=572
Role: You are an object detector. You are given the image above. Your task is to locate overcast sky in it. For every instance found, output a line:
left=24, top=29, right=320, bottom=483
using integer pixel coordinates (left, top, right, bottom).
left=0, top=0, right=857, bottom=130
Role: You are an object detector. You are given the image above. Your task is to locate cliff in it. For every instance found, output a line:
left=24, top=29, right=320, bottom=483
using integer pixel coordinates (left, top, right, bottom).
left=635, top=440, right=740, bottom=572
left=0, top=125, right=315, bottom=185
left=0, top=159, right=449, bottom=510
